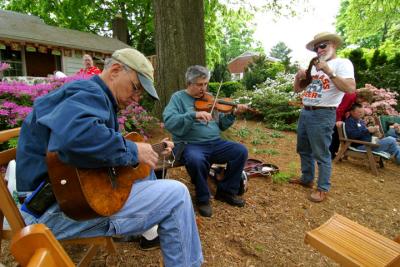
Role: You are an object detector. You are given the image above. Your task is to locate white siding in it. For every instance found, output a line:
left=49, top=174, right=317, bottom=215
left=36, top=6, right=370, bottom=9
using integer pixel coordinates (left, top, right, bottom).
left=62, top=56, right=82, bottom=75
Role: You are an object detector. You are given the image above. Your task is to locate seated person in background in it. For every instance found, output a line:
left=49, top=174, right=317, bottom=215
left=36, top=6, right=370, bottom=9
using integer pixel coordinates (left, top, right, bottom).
left=345, top=103, right=400, bottom=165
left=76, top=54, right=102, bottom=75
left=16, top=48, right=203, bottom=267
left=387, top=122, right=400, bottom=140
left=163, top=65, right=248, bottom=217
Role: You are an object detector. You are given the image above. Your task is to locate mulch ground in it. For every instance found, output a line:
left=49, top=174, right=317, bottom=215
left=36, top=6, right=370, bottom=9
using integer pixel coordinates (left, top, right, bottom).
left=1, top=119, right=399, bottom=266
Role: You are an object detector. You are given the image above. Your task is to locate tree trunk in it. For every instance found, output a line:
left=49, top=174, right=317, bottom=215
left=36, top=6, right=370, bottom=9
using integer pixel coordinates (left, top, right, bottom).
left=152, top=0, right=206, bottom=118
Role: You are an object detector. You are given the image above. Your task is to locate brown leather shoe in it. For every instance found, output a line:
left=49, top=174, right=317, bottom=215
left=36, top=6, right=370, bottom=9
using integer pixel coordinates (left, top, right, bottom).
left=289, top=178, right=313, bottom=188
left=309, top=190, right=327, bottom=202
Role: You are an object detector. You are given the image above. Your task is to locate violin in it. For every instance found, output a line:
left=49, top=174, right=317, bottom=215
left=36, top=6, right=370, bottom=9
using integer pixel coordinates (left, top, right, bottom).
left=299, top=56, right=319, bottom=88
left=194, top=93, right=240, bottom=113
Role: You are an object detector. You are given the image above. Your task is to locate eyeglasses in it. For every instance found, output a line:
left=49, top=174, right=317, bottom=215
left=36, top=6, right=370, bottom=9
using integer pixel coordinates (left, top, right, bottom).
left=130, top=79, right=142, bottom=95
left=314, top=42, right=329, bottom=52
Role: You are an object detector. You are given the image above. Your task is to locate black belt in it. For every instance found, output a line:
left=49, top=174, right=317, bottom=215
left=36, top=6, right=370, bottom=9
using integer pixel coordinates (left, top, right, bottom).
left=304, top=106, right=336, bottom=111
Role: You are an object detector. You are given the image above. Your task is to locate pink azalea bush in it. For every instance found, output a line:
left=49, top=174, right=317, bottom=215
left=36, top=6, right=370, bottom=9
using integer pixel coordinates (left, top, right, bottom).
left=358, top=84, right=399, bottom=116
left=0, top=62, right=10, bottom=72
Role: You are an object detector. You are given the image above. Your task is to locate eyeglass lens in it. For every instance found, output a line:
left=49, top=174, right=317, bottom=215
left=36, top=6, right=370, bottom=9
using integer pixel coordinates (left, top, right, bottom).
left=314, top=43, right=328, bottom=52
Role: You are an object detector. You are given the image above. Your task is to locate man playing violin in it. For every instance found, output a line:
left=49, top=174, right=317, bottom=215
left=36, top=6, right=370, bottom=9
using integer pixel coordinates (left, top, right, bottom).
left=16, top=48, right=203, bottom=266
left=163, top=65, right=248, bottom=217
left=291, top=32, right=356, bottom=202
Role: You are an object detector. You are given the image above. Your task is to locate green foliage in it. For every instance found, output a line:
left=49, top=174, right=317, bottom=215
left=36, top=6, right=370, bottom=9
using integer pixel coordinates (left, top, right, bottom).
left=208, top=81, right=243, bottom=97
left=204, top=2, right=264, bottom=68
left=234, top=126, right=251, bottom=139
left=344, top=47, right=400, bottom=96
left=271, top=172, right=292, bottom=183
left=2, top=0, right=155, bottom=55
left=234, top=72, right=300, bottom=131
left=253, top=148, right=279, bottom=155
left=269, top=41, right=295, bottom=73
left=242, top=55, right=285, bottom=91
left=270, top=131, right=284, bottom=138
left=210, top=61, right=231, bottom=82
left=336, top=0, right=400, bottom=49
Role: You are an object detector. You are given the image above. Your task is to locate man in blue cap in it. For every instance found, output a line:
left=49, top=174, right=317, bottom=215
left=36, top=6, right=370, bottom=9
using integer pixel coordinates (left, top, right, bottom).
left=16, top=48, right=203, bottom=267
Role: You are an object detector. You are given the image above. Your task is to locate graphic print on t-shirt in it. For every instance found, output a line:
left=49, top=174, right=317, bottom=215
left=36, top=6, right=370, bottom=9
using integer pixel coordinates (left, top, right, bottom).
left=302, top=74, right=330, bottom=106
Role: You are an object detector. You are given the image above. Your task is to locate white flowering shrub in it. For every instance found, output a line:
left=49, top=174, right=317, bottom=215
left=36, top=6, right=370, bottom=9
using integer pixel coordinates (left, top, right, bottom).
left=234, top=72, right=301, bottom=131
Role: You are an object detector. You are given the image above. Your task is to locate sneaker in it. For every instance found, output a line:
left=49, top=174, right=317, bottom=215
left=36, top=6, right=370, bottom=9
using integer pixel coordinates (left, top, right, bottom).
left=139, top=236, right=160, bottom=251
left=215, top=190, right=245, bottom=207
left=197, top=201, right=212, bottom=217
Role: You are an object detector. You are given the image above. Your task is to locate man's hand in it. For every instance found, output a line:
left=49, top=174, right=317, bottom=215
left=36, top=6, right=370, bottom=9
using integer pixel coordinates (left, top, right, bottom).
left=315, top=59, right=333, bottom=76
left=196, top=111, right=213, bottom=122
left=136, top=142, right=159, bottom=169
left=336, top=121, right=343, bottom=128
left=233, top=104, right=248, bottom=115
left=367, top=126, right=379, bottom=134
left=160, top=138, right=174, bottom=156
left=295, top=69, right=306, bottom=81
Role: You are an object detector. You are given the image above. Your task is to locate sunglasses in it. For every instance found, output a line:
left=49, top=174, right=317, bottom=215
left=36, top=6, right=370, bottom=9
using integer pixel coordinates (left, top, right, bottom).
left=314, top=43, right=329, bottom=52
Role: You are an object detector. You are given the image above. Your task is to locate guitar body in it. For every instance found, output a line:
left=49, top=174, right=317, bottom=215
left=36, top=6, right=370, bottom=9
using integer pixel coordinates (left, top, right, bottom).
left=47, top=132, right=151, bottom=221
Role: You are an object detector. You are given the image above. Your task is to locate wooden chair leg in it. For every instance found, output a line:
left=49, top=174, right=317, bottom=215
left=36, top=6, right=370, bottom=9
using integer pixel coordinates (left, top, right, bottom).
left=105, top=237, right=117, bottom=254
left=378, top=157, right=385, bottom=168
left=77, top=244, right=101, bottom=267
left=366, top=148, right=378, bottom=176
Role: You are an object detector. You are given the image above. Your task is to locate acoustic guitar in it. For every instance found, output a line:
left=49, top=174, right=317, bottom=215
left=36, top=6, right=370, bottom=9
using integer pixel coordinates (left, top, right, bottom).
left=46, top=132, right=166, bottom=221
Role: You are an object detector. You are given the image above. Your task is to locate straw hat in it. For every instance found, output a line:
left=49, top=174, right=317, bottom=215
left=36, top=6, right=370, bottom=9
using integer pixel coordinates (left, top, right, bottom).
left=306, top=32, right=343, bottom=51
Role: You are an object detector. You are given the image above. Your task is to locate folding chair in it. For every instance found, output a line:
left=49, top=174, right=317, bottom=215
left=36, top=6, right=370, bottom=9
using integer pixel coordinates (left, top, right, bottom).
left=0, top=128, right=116, bottom=267
left=334, top=123, right=390, bottom=176
left=305, top=213, right=400, bottom=266
left=11, top=224, right=75, bottom=267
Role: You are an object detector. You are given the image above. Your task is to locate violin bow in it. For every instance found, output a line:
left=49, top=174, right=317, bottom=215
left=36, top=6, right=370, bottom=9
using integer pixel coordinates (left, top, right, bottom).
left=210, top=81, right=223, bottom=115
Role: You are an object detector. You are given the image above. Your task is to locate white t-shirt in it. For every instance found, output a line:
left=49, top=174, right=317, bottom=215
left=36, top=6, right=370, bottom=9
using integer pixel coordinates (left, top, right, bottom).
left=302, top=58, right=354, bottom=107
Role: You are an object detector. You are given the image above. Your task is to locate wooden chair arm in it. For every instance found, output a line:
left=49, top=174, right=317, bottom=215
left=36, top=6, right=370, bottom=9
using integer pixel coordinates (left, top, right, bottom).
left=0, top=128, right=21, bottom=143
left=338, top=138, right=380, bottom=147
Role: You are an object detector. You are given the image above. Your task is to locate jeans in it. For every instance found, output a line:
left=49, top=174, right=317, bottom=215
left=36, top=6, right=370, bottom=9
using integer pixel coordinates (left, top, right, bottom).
left=358, top=136, right=400, bottom=164
left=297, top=109, right=336, bottom=191
left=181, top=139, right=248, bottom=203
left=21, top=172, right=203, bottom=267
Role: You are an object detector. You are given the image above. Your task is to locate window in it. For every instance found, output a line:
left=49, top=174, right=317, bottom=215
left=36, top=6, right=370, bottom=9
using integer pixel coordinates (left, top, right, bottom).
left=0, top=47, right=23, bottom=76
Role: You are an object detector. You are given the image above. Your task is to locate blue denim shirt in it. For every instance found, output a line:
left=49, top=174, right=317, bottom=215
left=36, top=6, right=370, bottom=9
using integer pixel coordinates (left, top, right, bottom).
left=345, top=116, right=372, bottom=147
left=16, top=75, right=139, bottom=192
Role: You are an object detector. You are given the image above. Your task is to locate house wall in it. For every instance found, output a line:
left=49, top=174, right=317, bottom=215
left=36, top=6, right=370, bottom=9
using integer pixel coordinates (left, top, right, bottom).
left=62, top=56, right=82, bottom=75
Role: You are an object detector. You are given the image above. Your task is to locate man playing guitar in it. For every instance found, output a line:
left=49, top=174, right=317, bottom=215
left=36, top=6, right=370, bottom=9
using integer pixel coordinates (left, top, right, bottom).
left=16, top=48, right=203, bottom=267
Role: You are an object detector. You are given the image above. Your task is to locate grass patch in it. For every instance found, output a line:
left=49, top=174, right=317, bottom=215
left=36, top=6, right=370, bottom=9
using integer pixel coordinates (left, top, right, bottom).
left=253, top=148, right=279, bottom=155
left=272, top=172, right=293, bottom=183
left=270, top=131, right=284, bottom=138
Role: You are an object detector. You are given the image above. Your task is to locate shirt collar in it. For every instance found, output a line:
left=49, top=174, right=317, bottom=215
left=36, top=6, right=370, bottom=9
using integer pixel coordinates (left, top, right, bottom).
left=90, top=75, right=119, bottom=113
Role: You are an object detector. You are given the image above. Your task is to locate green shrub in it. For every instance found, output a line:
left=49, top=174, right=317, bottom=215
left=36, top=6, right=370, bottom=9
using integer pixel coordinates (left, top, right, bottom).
left=234, top=72, right=301, bottom=131
left=208, top=81, right=243, bottom=97
left=242, top=55, right=285, bottom=91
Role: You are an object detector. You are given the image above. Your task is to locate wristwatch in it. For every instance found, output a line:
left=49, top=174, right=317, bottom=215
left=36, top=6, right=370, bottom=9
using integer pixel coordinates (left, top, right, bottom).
left=329, top=72, right=337, bottom=79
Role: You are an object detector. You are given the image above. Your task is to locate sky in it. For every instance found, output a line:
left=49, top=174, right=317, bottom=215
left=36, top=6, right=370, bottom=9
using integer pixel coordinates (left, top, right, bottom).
left=253, top=0, right=341, bottom=67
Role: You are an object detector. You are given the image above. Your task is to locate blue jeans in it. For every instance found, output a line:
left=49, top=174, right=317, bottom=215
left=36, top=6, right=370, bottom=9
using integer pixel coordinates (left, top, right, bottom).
left=21, top=172, right=203, bottom=267
left=359, top=136, right=400, bottom=164
left=181, top=139, right=248, bottom=203
left=297, top=109, right=336, bottom=191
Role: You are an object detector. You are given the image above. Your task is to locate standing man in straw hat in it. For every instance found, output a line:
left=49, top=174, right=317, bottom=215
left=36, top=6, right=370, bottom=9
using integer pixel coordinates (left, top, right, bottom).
left=290, top=32, right=356, bottom=202
left=16, top=48, right=203, bottom=266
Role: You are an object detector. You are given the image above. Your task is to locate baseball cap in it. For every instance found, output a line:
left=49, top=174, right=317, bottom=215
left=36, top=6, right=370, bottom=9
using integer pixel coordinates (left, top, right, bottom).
left=112, top=48, right=159, bottom=100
